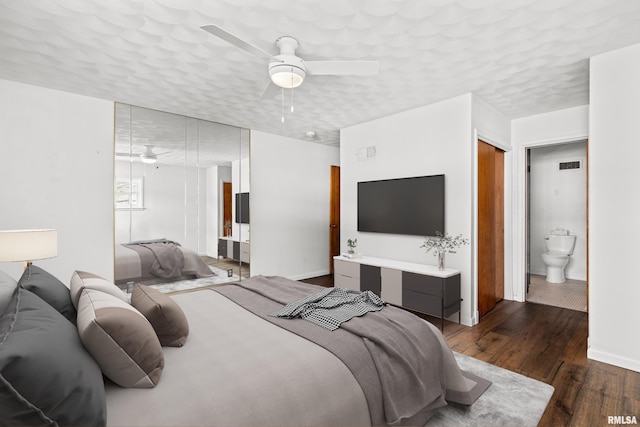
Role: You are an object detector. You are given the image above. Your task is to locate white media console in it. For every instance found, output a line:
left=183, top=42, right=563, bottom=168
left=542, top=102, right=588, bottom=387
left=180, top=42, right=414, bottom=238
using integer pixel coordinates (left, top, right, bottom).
left=333, top=255, right=461, bottom=330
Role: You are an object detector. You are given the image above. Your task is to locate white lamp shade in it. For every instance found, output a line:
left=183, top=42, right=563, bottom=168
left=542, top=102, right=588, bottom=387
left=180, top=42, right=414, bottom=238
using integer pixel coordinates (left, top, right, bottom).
left=0, top=229, right=58, bottom=262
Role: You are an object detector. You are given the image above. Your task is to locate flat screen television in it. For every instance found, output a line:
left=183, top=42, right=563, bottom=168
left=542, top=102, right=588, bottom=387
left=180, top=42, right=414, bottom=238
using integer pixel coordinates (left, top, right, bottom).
left=357, top=174, right=444, bottom=236
left=235, top=192, right=249, bottom=224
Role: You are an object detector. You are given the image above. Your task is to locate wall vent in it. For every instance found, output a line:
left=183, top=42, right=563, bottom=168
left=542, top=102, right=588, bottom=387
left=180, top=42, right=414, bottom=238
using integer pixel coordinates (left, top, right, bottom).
left=558, top=160, right=581, bottom=171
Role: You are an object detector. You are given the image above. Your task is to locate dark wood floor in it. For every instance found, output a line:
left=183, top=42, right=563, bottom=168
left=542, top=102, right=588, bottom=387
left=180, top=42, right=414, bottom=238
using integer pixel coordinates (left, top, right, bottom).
left=301, top=274, right=640, bottom=427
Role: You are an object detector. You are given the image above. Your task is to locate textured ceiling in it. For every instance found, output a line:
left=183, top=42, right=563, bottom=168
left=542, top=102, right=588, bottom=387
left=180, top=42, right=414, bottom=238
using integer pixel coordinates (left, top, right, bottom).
left=114, top=104, right=248, bottom=167
left=2, top=0, right=640, bottom=147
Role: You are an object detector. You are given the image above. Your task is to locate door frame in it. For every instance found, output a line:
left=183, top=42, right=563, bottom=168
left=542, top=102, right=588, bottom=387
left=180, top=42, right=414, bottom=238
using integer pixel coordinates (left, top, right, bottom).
left=512, top=133, right=589, bottom=303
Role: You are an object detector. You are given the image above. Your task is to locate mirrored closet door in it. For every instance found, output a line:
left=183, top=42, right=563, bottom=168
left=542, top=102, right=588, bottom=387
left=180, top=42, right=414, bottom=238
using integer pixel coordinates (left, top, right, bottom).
left=114, top=104, right=249, bottom=290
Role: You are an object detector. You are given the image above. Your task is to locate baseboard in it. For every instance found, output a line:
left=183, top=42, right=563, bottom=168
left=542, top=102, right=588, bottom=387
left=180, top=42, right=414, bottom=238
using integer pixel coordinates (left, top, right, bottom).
left=529, top=268, right=587, bottom=282
left=289, top=269, right=331, bottom=281
left=529, top=267, right=546, bottom=276
left=566, top=273, right=587, bottom=281
left=588, top=347, right=640, bottom=373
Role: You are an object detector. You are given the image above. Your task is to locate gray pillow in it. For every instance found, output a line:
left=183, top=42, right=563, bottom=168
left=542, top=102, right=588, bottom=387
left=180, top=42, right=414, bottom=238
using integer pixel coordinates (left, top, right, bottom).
left=18, top=265, right=76, bottom=324
left=76, top=288, right=164, bottom=388
left=131, top=284, right=189, bottom=347
left=0, top=270, right=18, bottom=315
left=0, top=287, right=106, bottom=426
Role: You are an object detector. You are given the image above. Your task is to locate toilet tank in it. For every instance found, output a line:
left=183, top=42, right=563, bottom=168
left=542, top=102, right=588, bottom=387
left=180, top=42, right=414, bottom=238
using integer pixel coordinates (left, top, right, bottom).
left=544, top=234, right=576, bottom=255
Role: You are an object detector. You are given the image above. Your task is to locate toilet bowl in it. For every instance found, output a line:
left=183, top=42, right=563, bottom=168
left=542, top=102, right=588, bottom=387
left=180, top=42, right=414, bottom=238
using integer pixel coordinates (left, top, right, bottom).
left=541, top=230, right=576, bottom=283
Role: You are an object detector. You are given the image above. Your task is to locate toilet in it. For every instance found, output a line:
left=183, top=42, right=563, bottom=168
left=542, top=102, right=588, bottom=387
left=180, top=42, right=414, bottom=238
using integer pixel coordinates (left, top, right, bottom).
left=541, top=229, right=576, bottom=283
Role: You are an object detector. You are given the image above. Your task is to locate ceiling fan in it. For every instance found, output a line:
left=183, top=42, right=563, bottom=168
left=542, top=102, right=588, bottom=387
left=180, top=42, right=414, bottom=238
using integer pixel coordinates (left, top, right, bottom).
left=200, top=24, right=380, bottom=97
left=116, top=145, right=170, bottom=164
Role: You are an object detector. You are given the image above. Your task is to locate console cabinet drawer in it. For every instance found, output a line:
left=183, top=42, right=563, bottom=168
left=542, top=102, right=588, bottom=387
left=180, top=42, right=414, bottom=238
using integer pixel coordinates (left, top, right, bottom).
left=218, top=239, right=227, bottom=257
left=335, top=274, right=360, bottom=291
left=334, top=259, right=360, bottom=279
left=240, top=243, right=250, bottom=263
left=402, top=290, right=442, bottom=317
left=402, top=271, right=442, bottom=296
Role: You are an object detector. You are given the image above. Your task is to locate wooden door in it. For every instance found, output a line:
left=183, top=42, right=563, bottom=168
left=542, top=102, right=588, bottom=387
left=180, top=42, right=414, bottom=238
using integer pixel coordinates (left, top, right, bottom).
left=329, top=166, right=340, bottom=273
left=223, top=182, right=232, bottom=236
left=478, top=141, right=504, bottom=316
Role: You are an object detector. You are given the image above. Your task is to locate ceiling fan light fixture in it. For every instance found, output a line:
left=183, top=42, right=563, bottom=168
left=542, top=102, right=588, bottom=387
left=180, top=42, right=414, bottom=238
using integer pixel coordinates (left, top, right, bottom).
left=140, top=155, right=157, bottom=164
left=269, top=63, right=305, bottom=88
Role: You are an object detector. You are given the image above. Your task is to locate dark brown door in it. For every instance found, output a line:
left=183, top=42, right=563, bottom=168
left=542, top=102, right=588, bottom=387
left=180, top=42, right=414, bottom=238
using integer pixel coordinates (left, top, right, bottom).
left=223, top=182, right=232, bottom=236
left=329, top=166, right=340, bottom=273
left=478, top=141, right=504, bottom=316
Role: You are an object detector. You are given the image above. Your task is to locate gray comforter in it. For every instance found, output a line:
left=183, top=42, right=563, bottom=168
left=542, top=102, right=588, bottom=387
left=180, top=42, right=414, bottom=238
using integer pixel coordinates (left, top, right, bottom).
left=116, top=240, right=213, bottom=284
left=124, top=240, right=185, bottom=278
left=215, top=276, right=488, bottom=426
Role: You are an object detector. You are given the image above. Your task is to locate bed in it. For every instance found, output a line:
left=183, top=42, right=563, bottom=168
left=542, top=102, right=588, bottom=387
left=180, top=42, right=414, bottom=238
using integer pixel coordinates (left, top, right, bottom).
left=114, top=239, right=213, bottom=286
left=0, top=268, right=491, bottom=427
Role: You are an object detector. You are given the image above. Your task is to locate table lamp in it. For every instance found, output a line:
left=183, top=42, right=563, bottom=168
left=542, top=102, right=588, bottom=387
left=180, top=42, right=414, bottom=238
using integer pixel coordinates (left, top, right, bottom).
left=0, top=229, right=58, bottom=270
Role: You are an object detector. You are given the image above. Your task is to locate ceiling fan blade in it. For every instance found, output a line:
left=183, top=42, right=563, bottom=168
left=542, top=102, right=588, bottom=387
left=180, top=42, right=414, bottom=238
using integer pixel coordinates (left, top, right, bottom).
left=201, top=25, right=280, bottom=61
left=305, top=60, right=379, bottom=76
left=261, top=81, right=281, bottom=99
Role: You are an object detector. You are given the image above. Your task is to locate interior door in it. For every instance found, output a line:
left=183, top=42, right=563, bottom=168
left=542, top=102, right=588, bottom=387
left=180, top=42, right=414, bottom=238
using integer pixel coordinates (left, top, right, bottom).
left=478, top=140, right=505, bottom=317
left=223, top=182, right=232, bottom=236
left=329, top=165, right=340, bottom=274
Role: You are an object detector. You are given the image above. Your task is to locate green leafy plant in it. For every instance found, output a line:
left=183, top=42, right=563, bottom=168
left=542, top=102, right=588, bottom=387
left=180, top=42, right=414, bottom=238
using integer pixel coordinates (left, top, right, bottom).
left=420, top=231, right=469, bottom=255
left=347, top=238, right=358, bottom=251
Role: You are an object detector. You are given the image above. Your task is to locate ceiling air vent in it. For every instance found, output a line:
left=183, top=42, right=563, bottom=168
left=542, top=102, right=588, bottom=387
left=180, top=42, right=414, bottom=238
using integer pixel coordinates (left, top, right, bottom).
left=558, top=160, right=581, bottom=171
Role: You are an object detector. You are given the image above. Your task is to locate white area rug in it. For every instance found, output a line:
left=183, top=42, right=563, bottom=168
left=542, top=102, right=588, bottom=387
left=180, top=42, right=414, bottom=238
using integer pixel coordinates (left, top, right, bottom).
left=426, top=353, right=554, bottom=426
left=144, top=266, right=240, bottom=294
left=527, top=274, right=587, bottom=312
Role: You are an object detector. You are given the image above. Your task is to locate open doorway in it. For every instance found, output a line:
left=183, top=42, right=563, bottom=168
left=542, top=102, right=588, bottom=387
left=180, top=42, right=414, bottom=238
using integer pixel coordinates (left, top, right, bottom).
left=525, top=140, right=587, bottom=312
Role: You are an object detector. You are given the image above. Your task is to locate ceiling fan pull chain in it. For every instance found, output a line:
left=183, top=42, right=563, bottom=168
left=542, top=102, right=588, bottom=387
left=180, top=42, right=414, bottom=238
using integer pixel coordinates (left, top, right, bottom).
left=290, top=68, right=294, bottom=113
left=281, top=87, right=285, bottom=123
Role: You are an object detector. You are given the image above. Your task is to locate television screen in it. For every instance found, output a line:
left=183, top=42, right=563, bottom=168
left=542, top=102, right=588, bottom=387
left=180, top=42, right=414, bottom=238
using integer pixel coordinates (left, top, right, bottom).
left=235, top=192, right=249, bottom=224
left=357, top=175, right=444, bottom=236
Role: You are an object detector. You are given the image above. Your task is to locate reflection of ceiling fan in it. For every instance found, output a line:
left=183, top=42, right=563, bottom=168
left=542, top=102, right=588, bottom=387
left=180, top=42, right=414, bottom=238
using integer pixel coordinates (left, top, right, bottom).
left=116, top=145, right=170, bottom=164
left=201, top=25, right=380, bottom=98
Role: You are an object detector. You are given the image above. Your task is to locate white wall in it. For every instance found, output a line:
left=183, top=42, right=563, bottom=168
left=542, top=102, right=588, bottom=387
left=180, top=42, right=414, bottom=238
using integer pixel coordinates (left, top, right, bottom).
left=250, top=130, right=339, bottom=279
left=589, top=42, right=640, bottom=372
left=115, top=160, right=208, bottom=252
left=0, top=79, right=114, bottom=283
left=511, top=105, right=589, bottom=301
left=341, top=94, right=477, bottom=325
left=529, top=142, right=587, bottom=280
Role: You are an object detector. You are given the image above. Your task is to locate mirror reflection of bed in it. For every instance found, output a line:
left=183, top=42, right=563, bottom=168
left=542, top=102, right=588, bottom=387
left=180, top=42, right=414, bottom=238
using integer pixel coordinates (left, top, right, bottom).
left=114, top=104, right=250, bottom=293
